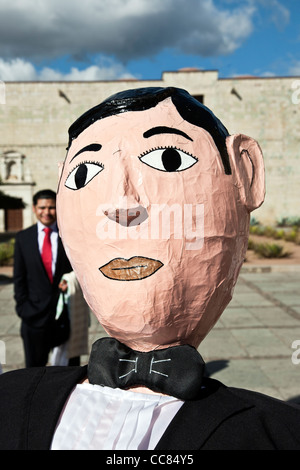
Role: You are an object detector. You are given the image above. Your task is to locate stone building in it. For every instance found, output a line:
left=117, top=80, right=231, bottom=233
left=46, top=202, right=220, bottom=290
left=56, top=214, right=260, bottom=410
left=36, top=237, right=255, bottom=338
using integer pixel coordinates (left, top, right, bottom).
left=0, top=69, right=299, bottom=231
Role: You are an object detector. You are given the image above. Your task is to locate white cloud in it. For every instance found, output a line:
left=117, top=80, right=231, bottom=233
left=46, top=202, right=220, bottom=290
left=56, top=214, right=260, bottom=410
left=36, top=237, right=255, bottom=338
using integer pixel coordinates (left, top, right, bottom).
left=0, top=0, right=291, bottom=80
left=0, top=0, right=256, bottom=63
left=0, top=57, right=135, bottom=82
left=0, top=58, right=38, bottom=81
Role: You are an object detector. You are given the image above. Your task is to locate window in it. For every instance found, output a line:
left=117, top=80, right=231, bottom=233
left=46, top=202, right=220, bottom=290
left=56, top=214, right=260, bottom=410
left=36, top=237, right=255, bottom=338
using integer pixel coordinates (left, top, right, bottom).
left=193, top=95, right=204, bottom=104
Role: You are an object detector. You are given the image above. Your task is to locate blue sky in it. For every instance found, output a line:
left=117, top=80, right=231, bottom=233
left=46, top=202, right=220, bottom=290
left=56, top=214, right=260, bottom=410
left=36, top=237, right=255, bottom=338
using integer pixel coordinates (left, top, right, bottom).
left=0, top=0, right=299, bottom=81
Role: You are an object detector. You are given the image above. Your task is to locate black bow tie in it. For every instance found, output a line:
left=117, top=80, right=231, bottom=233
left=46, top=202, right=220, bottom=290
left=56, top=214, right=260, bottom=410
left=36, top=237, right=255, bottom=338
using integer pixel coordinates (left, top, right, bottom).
left=87, top=337, right=205, bottom=400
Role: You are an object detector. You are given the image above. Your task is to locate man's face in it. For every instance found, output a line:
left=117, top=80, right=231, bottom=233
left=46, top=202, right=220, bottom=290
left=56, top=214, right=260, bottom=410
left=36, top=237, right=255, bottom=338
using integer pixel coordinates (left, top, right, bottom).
left=33, top=198, right=56, bottom=226
left=57, top=98, right=250, bottom=351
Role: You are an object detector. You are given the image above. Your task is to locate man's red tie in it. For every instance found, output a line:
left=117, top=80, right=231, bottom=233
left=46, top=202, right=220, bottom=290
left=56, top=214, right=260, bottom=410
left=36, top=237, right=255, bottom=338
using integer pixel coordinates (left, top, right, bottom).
left=41, top=227, right=53, bottom=282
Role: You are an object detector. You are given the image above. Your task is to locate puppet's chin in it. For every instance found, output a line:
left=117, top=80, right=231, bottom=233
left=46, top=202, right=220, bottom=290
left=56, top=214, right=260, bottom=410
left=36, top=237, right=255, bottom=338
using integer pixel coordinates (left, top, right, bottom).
left=85, top=275, right=235, bottom=352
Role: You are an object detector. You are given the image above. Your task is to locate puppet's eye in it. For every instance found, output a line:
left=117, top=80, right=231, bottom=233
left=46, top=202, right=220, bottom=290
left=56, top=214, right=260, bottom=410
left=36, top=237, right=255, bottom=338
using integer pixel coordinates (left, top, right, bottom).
left=139, top=147, right=197, bottom=172
left=65, top=162, right=104, bottom=190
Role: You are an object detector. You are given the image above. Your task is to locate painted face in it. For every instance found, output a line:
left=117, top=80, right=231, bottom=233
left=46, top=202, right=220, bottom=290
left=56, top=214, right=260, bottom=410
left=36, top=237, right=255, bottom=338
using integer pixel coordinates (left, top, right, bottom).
left=57, top=98, right=251, bottom=351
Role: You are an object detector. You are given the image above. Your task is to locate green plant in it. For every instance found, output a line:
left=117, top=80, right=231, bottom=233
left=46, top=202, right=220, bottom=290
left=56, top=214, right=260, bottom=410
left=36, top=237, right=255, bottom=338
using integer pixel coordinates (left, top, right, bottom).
left=250, top=217, right=260, bottom=226
left=263, top=226, right=277, bottom=238
left=284, top=229, right=298, bottom=243
left=249, top=222, right=300, bottom=245
left=248, top=238, right=255, bottom=250
left=0, top=238, right=15, bottom=266
left=277, top=217, right=300, bottom=227
left=249, top=225, right=265, bottom=235
left=274, top=228, right=285, bottom=239
left=253, top=242, right=291, bottom=259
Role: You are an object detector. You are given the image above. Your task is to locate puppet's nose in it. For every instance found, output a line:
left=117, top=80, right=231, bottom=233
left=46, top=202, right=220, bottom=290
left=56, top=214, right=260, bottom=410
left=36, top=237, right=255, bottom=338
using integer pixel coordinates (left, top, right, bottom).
left=102, top=155, right=149, bottom=226
left=104, top=205, right=148, bottom=227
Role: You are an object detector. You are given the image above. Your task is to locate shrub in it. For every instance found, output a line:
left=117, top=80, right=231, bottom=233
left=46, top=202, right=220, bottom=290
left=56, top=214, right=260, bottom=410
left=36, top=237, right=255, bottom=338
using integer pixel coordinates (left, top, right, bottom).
left=248, top=238, right=255, bottom=250
left=249, top=222, right=300, bottom=245
left=0, top=239, right=15, bottom=266
left=274, top=229, right=285, bottom=240
left=263, top=226, right=277, bottom=238
left=277, top=217, right=300, bottom=227
left=253, top=242, right=291, bottom=259
left=249, top=225, right=265, bottom=235
left=250, top=217, right=260, bottom=226
left=284, top=229, right=298, bottom=243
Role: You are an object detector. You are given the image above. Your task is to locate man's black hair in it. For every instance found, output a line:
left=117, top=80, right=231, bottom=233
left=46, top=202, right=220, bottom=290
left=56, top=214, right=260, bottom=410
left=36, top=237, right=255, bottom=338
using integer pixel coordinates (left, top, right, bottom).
left=33, top=189, right=56, bottom=206
left=68, top=87, right=231, bottom=175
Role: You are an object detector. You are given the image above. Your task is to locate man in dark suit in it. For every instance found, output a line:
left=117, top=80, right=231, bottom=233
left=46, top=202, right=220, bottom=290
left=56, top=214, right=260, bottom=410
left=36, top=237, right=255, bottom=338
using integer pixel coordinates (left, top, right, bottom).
left=13, top=189, right=72, bottom=367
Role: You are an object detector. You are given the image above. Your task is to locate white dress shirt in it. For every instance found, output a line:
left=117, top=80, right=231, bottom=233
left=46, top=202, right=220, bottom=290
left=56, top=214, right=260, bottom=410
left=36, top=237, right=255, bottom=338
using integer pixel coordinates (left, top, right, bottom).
left=51, top=383, right=183, bottom=450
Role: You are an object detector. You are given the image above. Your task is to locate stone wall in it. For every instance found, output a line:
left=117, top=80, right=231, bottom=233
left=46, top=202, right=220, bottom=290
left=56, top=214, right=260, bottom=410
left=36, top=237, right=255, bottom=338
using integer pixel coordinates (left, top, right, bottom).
left=0, top=70, right=299, bottom=228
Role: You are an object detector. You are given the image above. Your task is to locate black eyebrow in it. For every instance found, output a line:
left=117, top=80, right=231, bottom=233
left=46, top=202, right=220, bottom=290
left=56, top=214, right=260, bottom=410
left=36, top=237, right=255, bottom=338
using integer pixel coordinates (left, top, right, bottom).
left=143, top=126, right=193, bottom=141
left=70, top=143, right=102, bottom=162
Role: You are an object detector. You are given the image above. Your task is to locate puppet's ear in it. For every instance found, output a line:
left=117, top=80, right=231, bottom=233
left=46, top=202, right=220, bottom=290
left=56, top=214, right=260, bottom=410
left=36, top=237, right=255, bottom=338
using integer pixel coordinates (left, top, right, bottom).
left=226, top=134, right=265, bottom=212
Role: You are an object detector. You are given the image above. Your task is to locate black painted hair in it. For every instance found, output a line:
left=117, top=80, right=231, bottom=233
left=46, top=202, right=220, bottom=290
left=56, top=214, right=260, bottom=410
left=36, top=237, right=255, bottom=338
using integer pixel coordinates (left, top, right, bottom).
left=33, top=189, right=56, bottom=205
left=68, top=87, right=231, bottom=174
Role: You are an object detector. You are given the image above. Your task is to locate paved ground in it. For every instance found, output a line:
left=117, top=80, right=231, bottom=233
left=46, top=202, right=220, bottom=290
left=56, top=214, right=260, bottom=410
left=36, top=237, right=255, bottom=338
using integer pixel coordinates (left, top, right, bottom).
left=0, top=264, right=299, bottom=404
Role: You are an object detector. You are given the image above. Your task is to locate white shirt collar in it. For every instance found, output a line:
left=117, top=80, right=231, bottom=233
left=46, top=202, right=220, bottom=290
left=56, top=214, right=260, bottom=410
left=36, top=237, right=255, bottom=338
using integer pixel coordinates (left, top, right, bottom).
left=37, top=220, right=58, bottom=233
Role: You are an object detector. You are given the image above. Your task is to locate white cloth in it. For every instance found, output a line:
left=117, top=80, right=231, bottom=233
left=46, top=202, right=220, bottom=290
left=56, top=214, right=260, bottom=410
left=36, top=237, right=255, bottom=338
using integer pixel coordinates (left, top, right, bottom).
left=51, top=342, right=69, bottom=366
left=51, top=384, right=183, bottom=450
left=51, top=272, right=90, bottom=364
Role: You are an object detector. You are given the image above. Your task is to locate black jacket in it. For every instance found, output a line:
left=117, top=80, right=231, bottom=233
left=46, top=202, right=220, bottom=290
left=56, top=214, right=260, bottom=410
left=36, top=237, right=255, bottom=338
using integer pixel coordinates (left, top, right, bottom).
left=0, top=366, right=300, bottom=450
left=13, top=224, right=72, bottom=328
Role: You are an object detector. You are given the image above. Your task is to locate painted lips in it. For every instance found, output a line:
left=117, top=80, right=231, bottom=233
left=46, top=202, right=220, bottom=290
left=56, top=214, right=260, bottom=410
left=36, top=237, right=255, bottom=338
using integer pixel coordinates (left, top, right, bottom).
left=99, top=256, right=163, bottom=281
